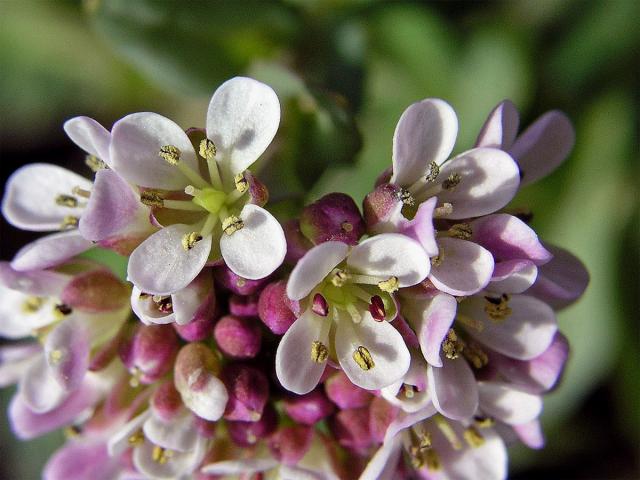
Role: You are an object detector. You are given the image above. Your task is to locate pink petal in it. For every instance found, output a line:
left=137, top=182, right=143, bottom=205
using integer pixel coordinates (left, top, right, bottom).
left=10, top=231, right=93, bottom=272
left=287, top=241, right=349, bottom=301
left=478, top=381, right=543, bottom=425
left=475, top=100, right=520, bottom=150
left=489, top=260, right=538, bottom=294
left=44, top=317, right=90, bottom=391
left=397, top=197, right=439, bottom=257
left=44, top=440, right=119, bottom=480
left=63, top=116, right=112, bottom=163
left=0, top=343, right=40, bottom=387
left=427, top=358, right=478, bottom=420
left=513, top=420, right=545, bottom=449
left=0, top=262, right=69, bottom=296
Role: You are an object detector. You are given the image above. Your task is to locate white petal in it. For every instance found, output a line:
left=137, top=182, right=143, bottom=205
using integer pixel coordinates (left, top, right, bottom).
left=0, top=343, right=40, bottom=387
left=391, top=99, right=458, bottom=186
left=176, top=368, right=228, bottom=422
left=206, top=77, right=280, bottom=175
left=18, top=354, right=68, bottom=413
left=172, top=274, right=211, bottom=325
left=10, top=231, right=93, bottom=272
left=427, top=358, right=478, bottom=420
left=108, top=411, right=151, bottom=457
left=489, top=260, right=538, bottom=294
left=143, top=410, right=199, bottom=452
left=478, top=381, right=543, bottom=425
left=0, top=286, right=56, bottom=338
left=220, top=204, right=286, bottom=280
left=335, top=310, right=411, bottom=390
left=127, top=224, right=212, bottom=295
left=383, top=405, right=437, bottom=444
left=436, top=148, right=520, bottom=219
left=130, top=286, right=175, bottom=325
left=2, top=164, right=92, bottom=231
left=133, top=437, right=207, bottom=480
left=202, top=458, right=278, bottom=475
left=359, top=435, right=403, bottom=480
left=110, top=112, right=198, bottom=190
left=275, top=310, right=328, bottom=394
left=347, top=233, right=430, bottom=287
left=287, top=241, right=349, bottom=301
left=63, top=116, right=111, bottom=163
left=475, top=100, right=520, bottom=150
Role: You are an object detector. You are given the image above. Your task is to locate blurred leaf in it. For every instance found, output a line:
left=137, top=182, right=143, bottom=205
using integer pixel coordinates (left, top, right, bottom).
left=90, top=0, right=300, bottom=95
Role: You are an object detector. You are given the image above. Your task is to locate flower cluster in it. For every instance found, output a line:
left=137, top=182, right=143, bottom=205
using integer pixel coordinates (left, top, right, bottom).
left=1, top=78, right=588, bottom=479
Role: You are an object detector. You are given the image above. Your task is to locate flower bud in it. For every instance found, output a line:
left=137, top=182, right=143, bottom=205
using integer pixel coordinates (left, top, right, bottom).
left=325, top=370, right=373, bottom=409
left=173, top=309, right=216, bottom=342
left=61, top=269, right=129, bottom=313
left=194, top=416, right=217, bottom=439
left=363, top=183, right=403, bottom=230
left=283, top=219, right=313, bottom=263
left=300, top=193, right=365, bottom=245
left=330, top=407, right=374, bottom=452
left=369, top=396, right=400, bottom=443
left=119, top=324, right=179, bottom=385
left=268, top=424, right=314, bottom=465
left=258, top=280, right=299, bottom=335
left=213, top=315, right=261, bottom=359
left=283, top=389, right=335, bottom=425
left=228, top=294, right=259, bottom=318
left=214, top=266, right=269, bottom=295
left=222, top=364, right=269, bottom=422
left=151, top=380, right=183, bottom=423
left=227, top=404, right=277, bottom=447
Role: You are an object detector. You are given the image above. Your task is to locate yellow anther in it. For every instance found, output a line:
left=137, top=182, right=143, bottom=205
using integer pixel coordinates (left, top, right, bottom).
left=463, top=342, right=489, bottom=369
left=55, top=194, right=78, bottom=208
left=353, top=346, right=375, bottom=371
left=72, top=186, right=92, bottom=198
left=442, top=329, right=464, bottom=360
left=433, top=203, right=453, bottom=218
left=85, top=155, right=107, bottom=172
left=128, top=430, right=145, bottom=446
left=199, top=139, right=217, bottom=160
left=222, top=215, right=244, bottom=235
left=330, top=269, right=350, bottom=287
left=431, top=248, right=445, bottom=267
left=424, top=449, right=442, bottom=471
left=234, top=173, right=249, bottom=194
left=435, top=417, right=462, bottom=450
left=484, top=294, right=512, bottom=322
left=442, top=173, right=462, bottom=190
left=21, top=296, right=44, bottom=314
left=341, top=222, right=353, bottom=233
left=140, top=191, right=164, bottom=208
left=152, top=446, right=173, bottom=464
left=60, top=215, right=79, bottom=229
left=49, top=349, right=64, bottom=365
left=378, top=276, right=399, bottom=293
left=473, top=415, right=495, bottom=428
left=402, top=384, right=416, bottom=399
left=129, top=367, right=142, bottom=388
left=425, top=161, right=440, bottom=182
left=64, top=425, right=82, bottom=438
left=310, top=340, right=329, bottom=363
left=181, top=232, right=203, bottom=251
left=464, top=426, right=486, bottom=447
left=398, top=188, right=415, bottom=206
left=159, top=145, right=181, bottom=165
left=448, top=223, right=473, bottom=240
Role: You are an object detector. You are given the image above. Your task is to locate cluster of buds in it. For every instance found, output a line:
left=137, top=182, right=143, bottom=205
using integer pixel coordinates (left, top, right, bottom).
left=0, top=78, right=587, bottom=479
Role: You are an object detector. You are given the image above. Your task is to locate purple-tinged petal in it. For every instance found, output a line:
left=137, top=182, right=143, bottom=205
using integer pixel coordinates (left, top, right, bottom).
left=509, top=110, right=575, bottom=186
left=300, top=193, right=365, bottom=246
left=381, top=353, right=431, bottom=413
left=528, top=244, right=589, bottom=310
left=0, top=262, right=69, bottom=296
left=478, top=381, right=543, bottom=425
left=475, top=100, right=520, bottom=150
left=335, top=310, right=411, bottom=390
left=383, top=404, right=437, bottom=444
left=462, top=294, right=557, bottom=360
left=61, top=269, right=129, bottom=313
left=470, top=214, right=552, bottom=265
left=284, top=389, right=335, bottom=425
left=427, top=357, right=478, bottom=420
left=287, top=241, right=349, bottom=301
left=19, top=354, right=67, bottom=412
left=127, top=224, right=212, bottom=295
left=206, top=76, right=280, bottom=176
left=348, top=233, right=431, bottom=287
left=436, top=148, right=520, bottom=220
left=276, top=310, right=328, bottom=394
left=44, top=440, right=119, bottom=480
left=214, top=315, right=261, bottom=359
left=363, top=183, right=405, bottom=232
left=63, top=116, right=111, bottom=163
left=402, top=292, right=457, bottom=367
left=2, top=164, right=92, bottom=231
left=172, top=272, right=212, bottom=325
left=391, top=99, right=458, bottom=186
left=513, top=420, right=545, bottom=449
left=44, top=317, right=90, bottom=391
left=489, top=260, right=538, bottom=294
left=360, top=435, right=404, bottom=480
left=430, top=237, right=494, bottom=296
left=0, top=343, right=39, bottom=387
left=11, top=231, right=93, bottom=272
left=110, top=112, right=198, bottom=190
left=150, top=380, right=183, bottom=423
left=120, top=324, right=179, bottom=384
left=202, top=458, right=278, bottom=476
left=324, top=370, right=373, bottom=409
left=397, top=196, right=439, bottom=257
left=220, top=204, right=286, bottom=280
left=107, top=411, right=151, bottom=457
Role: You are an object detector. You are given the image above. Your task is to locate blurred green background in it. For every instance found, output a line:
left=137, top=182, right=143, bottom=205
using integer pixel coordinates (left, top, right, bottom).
left=0, top=0, right=638, bottom=478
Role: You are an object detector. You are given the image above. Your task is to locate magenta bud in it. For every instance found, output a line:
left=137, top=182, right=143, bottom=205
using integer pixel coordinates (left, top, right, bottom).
left=214, top=266, right=269, bottom=295
left=330, top=407, right=374, bottom=452
left=222, top=364, right=269, bottom=422
left=151, top=380, right=183, bottom=423
left=228, top=294, right=259, bottom=317
left=269, top=425, right=314, bottom=465
left=368, top=295, right=386, bottom=321
left=214, top=315, right=261, bottom=359
left=312, top=293, right=329, bottom=317
left=369, top=396, right=400, bottom=443
left=194, top=416, right=217, bottom=439
left=244, top=170, right=269, bottom=207
left=227, top=404, right=277, bottom=447
left=173, top=304, right=216, bottom=342
left=300, top=193, right=365, bottom=245
left=119, top=324, right=179, bottom=385
left=325, top=370, right=373, bottom=409
left=258, top=280, right=300, bottom=335
left=284, top=219, right=313, bottom=263
left=363, top=183, right=403, bottom=230
left=283, top=389, right=335, bottom=425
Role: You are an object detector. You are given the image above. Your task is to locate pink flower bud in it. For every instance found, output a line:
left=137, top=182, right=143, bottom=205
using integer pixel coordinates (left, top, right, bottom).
left=61, top=269, right=129, bottom=312
left=300, top=193, right=365, bottom=245
left=284, top=219, right=313, bottom=263
left=330, top=407, right=374, bottom=452
left=368, top=295, right=386, bottom=321
left=325, top=370, right=373, bottom=409
left=312, top=293, right=329, bottom=317
left=214, top=315, right=261, bottom=359
left=151, top=380, right=183, bottom=423
left=194, top=416, right=217, bottom=439
left=363, top=183, right=403, bottom=230
left=283, top=389, right=335, bottom=425
left=222, top=364, right=269, bottom=422
left=228, top=294, right=259, bottom=317
left=119, top=324, right=179, bottom=385
left=258, top=280, right=300, bottom=335
left=215, top=266, right=269, bottom=295
left=368, top=396, right=399, bottom=443
left=227, top=404, right=277, bottom=447
left=269, top=425, right=314, bottom=465
left=173, top=309, right=216, bottom=342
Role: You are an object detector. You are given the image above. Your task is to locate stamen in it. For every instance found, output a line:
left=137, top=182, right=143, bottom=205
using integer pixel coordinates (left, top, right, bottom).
left=312, top=293, right=329, bottom=317
left=369, top=295, right=386, bottom=321
left=463, top=426, right=485, bottom=447
left=435, top=417, right=462, bottom=450
left=431, top=247, right=445, bottom=267
left=341, top=222, right=353, bottom=233
left=55, top=194, right=78, bottom=208
left=140, top=191, right=164, bottom=208
left=456, top=313, right=485, bottom=332
left=463, top=342, right=489, bottom=369
left=21, top=296, right=44, bottom=314
left=222, top=215, right=244, bottom=235
left=129, top=367, right=142, bottom=388
left=424, top=449, right=442, bottom=471
left=447, top=223, right=473, bottom=240
left=402, top=384, right=416, bottom=398
left=200, top=214, right=219, bottom=238
left=128, top=430, right=145, bottom=446
left=353, top=346, right=375, bottom=371
left=60, top=215, right=79, bottom=229
left=234, top=172, right=249, bottom=194
left=484, top=294, right=512, bottom=322
left=310, top=340, right=329, bottom=363
left=159, top=145, right=181, bottom=165
left=442, top=173, right=461, bottom=190
left=378, top=276, right=399, bottom=293
left=330, top=269, right=350, bottom=287
left=199, top=139, right=224, bottom=190
left=433, top=203, right=453, bottom=218
left=425, top=161, right=440, bottom=183
left=85, top=155, right=106, bottom=172
left=160, top=146, right=209, bottom=188
left=181, top=232, right=203, bottom=251
left=473, top=415, right=495, bottom=428
left=199, top=139, right=217, bottom=160
left=48, top=349, right=64, bottom=365
left=442, top=329, right=464, bottom=359
left=53, top=303, right=73, bottom=319
left=397, top=188, right=415, bottom=206
left=153, top=295, right=173, bottom=314
left=346, top=304, right=362, bottom=324
left=162, top=199, right=204, bottom=211
left=72, top=186, right=91, bottom=198
left=152, top=446, right=173, bottom=464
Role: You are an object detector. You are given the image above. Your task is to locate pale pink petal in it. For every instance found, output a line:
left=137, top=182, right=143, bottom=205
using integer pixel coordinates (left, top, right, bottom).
left=44, top=440, right=119, bottom=480
left=127, top=224, right=212, bottom=295
left=19, top=354, right=68, bottom=413
left=287, top=241, right=349, bottom=301
left=206, top=77, right=280, bottom=176
left=110, top=112, right=198, bottom=190
left=383, top=404, right=437, bottom=443
left=202, top=458, right=278, bottom=475
left=381, top=354, right=431, bottom=413
left=509, top=111, right=575, bottom=186
left=63, top=116, right=111, bottom=163
left=0, top=286, right=57, bottom=338
left=107, top=411, right=151, bottom=456
left=513, top=420, right=545, bottom=449
left=44, top=317, right=90, bottom=391
left=220, top=204, right=286, bottom=280
left=427, top=358, right=478, bottom=420
left=478, top=381, right=543, bottom=425
left=172, top=273, right=212, bottom=326
left=489, top=260, right=538, bottom=294
left=133, top=437, right=207, bottom=480
left=475, top=100, right=519, bottom=150
left=143, top=410, right=199, bottom=452
left=0, top=262, right=69, bottom=296
left=0, top=343, right=40, bottom=387
left=397, top=197, right=439, bottom=257
left=130, top=287, right=175, bottom=325
left=391, top=99, right=458, bottom=186
left=11, top=231, right=93, bottom=272
left=2, top=164, right=92, bottom=231
left=359, top=435, right=404, bottom=480
left=430, top=238, right=494, bottom=296
left=276, top=310, right=328, bottom=395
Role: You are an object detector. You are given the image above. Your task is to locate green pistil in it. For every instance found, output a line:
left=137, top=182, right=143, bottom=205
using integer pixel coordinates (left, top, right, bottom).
left=191, top=187, right=227, bottom=214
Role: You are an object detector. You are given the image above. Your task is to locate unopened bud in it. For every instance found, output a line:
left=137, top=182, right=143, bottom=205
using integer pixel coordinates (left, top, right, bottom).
left=119, top=325, right=179, bottom=385
left=214, top=315, right=261, bottom=359
left=222, top=364, right=269, bottom=422
left=283, top=389, right=335, bottom=425
left=228, top=294, right=259, bottom=317
left=268, top=425, right=314, bottom=466
left=258, top=280, right=299, bottom=334
left=300, top=193, right=365, bottom=245
left=324, top=370, right=373, bottom=409
left=227, top=404, right=277, bottom=447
